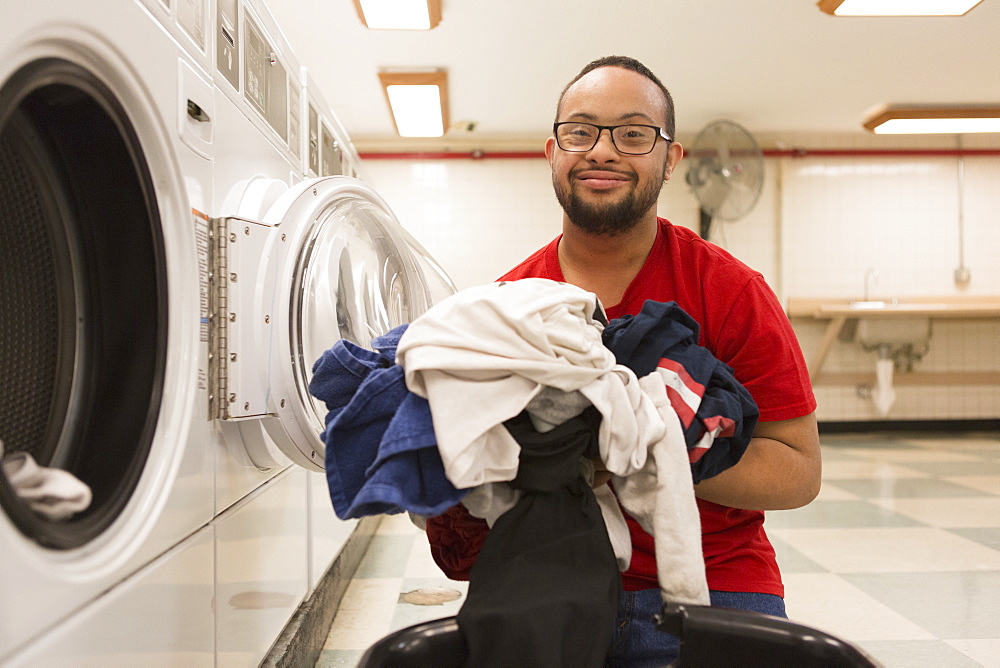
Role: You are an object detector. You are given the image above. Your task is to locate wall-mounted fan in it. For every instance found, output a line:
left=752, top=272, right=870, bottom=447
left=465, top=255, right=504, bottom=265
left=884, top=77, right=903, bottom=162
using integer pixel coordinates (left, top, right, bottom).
left=685, top=120, right=764, bottom=240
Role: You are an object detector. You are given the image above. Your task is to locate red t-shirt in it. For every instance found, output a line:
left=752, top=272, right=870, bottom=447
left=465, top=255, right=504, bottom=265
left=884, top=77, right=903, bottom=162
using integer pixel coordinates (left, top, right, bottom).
left=426, top=218, right=816, bottom=597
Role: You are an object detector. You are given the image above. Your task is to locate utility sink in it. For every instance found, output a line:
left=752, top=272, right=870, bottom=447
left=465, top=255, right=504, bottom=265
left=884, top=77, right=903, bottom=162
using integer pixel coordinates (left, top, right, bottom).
left=785, top=296, right=1000, bottom=385
left=856, top=316, right=930, bottom=348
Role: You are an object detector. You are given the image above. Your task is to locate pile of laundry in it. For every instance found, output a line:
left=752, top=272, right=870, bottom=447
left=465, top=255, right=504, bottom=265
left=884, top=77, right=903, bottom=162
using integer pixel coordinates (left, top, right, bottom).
left=309, top=277, right=758, bottom=666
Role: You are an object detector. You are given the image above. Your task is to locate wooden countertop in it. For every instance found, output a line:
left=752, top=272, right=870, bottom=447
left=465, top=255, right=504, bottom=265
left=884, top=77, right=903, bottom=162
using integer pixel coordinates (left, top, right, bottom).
left=787, top=296, right=1000, bottom=319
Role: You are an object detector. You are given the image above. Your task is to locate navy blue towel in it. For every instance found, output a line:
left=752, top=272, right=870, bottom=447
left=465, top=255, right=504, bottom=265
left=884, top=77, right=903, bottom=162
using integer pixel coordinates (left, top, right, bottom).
left=309, top=325, right=467, bottom=519
left=602, top=300, right=759, bottom=482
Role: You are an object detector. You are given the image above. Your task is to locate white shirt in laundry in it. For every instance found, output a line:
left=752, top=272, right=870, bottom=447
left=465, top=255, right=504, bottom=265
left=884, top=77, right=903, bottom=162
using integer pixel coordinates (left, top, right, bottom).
left=614, top=375, right=710, bottom=605
left=396, top=278, right=662, bottom=487
left=396, top=279, right=710, bottom=605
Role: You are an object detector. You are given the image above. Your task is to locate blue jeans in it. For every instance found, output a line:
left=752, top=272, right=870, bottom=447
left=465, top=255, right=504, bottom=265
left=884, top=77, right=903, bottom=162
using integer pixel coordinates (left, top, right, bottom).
left=604, top=589, right=787, bottom=667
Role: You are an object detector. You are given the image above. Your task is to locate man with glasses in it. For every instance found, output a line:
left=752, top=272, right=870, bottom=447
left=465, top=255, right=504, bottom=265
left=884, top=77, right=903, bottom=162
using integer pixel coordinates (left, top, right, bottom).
left=426, top=55, right=821, bottom=666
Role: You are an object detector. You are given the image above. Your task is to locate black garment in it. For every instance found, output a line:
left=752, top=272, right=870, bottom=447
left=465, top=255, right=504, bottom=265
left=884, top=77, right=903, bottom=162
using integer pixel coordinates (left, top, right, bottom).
left=457, top=407, right=620, bottom=668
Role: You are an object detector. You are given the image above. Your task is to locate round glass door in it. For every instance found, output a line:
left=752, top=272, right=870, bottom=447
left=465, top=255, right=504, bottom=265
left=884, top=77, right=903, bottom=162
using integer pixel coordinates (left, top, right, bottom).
left=261, top=177, right=433, bottom=470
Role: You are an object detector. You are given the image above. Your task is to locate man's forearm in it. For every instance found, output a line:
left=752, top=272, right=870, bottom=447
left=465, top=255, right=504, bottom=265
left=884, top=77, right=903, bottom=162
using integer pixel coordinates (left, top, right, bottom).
left=693, top=413, right=822, bottom=511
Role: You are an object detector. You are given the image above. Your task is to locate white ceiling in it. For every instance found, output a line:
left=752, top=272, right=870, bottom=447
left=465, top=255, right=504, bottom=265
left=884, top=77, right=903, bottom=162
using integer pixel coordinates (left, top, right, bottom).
left=267, top=0, right=1000, bottom=148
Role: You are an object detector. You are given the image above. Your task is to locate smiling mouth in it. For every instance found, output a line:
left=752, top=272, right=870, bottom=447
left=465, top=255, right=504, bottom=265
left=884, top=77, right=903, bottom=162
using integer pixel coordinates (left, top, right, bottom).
left=574, top=173, right=633, bottom=191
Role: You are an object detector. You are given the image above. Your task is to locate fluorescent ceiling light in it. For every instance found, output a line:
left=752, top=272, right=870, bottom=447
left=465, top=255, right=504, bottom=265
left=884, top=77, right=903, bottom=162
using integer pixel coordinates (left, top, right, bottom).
left=863, top=105, right=1000, bottom=134
left=354, top=0, right=442, bottom=29
left=379, top=71, right=450, bottom=137
left=386, top=86, right=443, bottom=136
left=818, top=0, right=984, bottom=15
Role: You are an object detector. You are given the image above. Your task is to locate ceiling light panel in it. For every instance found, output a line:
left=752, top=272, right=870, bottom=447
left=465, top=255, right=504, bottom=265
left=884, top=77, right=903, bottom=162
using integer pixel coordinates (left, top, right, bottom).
left=355, top=0, right=442, bottom=29
left=863, top=105, right=1000, bottom=134
left=818, top=0, right=984, bottom=15
left=379, top=71, right=450, bottom=137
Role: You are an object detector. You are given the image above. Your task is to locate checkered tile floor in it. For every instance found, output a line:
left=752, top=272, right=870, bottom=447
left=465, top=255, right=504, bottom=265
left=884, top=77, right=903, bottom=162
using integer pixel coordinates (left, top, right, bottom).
left=315, top=431, right=1000, bottom=667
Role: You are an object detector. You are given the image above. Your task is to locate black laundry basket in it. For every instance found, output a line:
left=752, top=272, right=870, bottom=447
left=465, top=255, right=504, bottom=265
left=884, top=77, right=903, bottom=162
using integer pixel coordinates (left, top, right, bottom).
left=358, top=617, right=466, bottom=668
left=357, top=605, right=880, bottom=667
left=656, top=602, right=880, bottom=667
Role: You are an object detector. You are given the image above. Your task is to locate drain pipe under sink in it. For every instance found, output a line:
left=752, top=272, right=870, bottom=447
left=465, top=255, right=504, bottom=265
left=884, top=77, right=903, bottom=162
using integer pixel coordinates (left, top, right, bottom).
left=870, top=345, right=897, bottom=417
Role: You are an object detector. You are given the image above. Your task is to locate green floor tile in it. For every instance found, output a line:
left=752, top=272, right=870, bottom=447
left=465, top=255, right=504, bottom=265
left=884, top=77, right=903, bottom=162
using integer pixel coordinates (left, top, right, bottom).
left=948, top=527, right=1000, bottom=552
left=831, top=477, right=990, bottom=499
left=844, top=571, right=1000, bottom=639
left=820, top=435, right=916, bottom=449
left=898, top=460, right=1000, bottom=477
left=855, top=640, right=981, bottom=668
left=353, top=534, right=417, bottom=578
left=314, top=648, right=363, bottom=667
left=767, top=500, right=923, bottom=529
left=770, top=534, right=827, bottom=573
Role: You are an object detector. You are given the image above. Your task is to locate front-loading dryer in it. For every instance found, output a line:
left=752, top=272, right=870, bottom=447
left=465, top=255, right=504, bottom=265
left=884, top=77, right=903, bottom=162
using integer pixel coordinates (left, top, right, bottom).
left=1, top=0, right=455, bottom=664
left=208, top=172, right=447, bottom=661
left=206, top=17, right=452, bottom=652
left=206, top=0, right=457, bottom=657
left=0, top=0, right=217, bottom=663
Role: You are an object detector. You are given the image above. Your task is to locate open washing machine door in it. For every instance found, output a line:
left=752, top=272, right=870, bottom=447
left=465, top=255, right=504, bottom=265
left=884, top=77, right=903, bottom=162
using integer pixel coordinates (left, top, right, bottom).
left=396, top=221, right=460, bottom=309
left=211, top=176, right=439, bottom=472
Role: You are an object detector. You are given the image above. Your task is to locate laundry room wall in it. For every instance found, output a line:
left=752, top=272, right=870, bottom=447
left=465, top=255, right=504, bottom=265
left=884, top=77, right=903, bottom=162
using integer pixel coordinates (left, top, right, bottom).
left=359, top=131, right=1000, bottom=424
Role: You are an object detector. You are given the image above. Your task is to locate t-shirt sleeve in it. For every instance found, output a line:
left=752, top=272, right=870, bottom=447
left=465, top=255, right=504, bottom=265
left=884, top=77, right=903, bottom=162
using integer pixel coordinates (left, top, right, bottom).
left=712, top=275, right=816, bottom=423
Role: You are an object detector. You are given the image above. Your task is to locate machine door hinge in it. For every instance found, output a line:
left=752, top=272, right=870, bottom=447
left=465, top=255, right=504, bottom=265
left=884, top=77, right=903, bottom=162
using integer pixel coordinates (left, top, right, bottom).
left=208, top=215, right=275, bottom=421
left=208, top=216, right=228, bottom=420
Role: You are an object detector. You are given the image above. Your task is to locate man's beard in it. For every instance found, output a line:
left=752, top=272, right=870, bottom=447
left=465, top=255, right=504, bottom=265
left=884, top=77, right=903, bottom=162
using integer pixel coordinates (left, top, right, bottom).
left=553, top=170, right=663, bottom=236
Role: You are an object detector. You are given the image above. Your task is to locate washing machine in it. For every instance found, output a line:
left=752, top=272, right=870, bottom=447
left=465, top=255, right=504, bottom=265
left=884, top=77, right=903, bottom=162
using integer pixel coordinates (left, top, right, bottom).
left=0, top=0, right=452, bottom=664
left=0, top=0, right=217, bottom=663
left=207, top=5, right=456, bottom=660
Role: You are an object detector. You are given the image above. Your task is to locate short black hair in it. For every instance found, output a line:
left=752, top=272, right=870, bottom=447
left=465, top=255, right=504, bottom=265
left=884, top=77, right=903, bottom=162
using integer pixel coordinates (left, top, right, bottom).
left=555, top=55, right=675, bottom=141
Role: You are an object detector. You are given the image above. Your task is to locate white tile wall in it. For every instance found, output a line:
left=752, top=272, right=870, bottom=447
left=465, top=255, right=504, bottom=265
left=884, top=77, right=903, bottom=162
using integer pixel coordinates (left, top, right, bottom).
left=362, top=134, right=1000, bottom=422
left=782, top=157, right=976, bottom=298
left=364, top=159, right=563, bottom=290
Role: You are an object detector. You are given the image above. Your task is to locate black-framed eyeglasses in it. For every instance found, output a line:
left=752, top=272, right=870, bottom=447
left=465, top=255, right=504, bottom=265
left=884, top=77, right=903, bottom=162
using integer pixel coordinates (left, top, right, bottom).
left=553, top=122, right=671, bottom=155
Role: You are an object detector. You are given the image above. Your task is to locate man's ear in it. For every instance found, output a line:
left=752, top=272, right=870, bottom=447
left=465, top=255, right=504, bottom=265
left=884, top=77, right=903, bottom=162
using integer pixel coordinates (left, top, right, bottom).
left=664, top=142, right=684, bottom=182
left=544, top=136, right=557, bottom=165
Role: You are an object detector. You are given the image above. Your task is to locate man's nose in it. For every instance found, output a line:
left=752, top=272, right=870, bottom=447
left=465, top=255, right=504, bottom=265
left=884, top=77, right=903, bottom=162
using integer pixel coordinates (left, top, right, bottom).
left=586, top=128, right=620, bottom=160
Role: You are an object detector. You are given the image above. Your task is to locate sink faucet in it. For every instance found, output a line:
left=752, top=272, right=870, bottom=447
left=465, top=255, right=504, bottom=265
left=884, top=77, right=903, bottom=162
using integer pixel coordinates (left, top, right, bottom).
left=864, top=268, right=880, bottom=301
